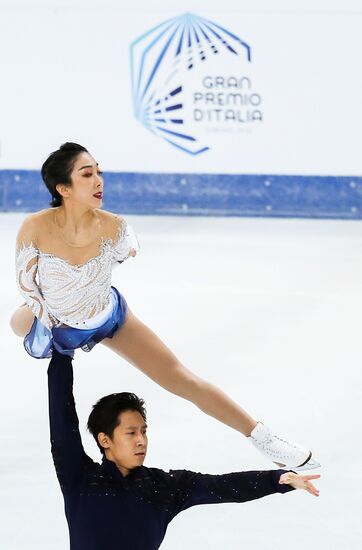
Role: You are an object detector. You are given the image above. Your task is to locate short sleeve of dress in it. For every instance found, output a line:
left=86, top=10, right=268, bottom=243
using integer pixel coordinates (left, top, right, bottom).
left=112, top=217, right=140, bottom=263
left=16, top=243, right=54, bottom=329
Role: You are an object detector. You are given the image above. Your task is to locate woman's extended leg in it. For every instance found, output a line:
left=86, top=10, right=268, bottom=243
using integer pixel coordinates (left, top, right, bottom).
left=10, top=306, right=318, bottom=468
left=103, top=310, right=257, bottom=436
left=103, top=310, right=319, bottom=469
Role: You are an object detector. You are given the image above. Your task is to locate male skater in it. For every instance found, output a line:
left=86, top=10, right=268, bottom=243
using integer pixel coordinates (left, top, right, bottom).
left=48, top=350, right=320, bottom=550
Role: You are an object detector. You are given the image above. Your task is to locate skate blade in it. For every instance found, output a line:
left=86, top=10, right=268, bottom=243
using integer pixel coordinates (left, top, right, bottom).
left=277, top=452, right=321, bottom=471
left=292, top=450, right=321, bottom=471
left=293, top=458, right=321, bottom=471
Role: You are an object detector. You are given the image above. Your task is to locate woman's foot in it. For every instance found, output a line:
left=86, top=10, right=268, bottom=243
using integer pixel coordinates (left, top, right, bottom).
left=248, top=422, right=320, bottom=470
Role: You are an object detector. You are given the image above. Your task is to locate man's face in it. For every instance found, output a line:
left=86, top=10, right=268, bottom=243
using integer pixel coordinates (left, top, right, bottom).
left=100, top=410, right=148, bottom=475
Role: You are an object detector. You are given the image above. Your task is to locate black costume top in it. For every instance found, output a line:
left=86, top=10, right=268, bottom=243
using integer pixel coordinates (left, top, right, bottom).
left=48, top=351, right=294, bottom=550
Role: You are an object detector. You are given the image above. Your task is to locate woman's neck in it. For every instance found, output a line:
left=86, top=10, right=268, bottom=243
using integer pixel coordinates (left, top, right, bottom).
left=55, top=205, right=96, bottom=234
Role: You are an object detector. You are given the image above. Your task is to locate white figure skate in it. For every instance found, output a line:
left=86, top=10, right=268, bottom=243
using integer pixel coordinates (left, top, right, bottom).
left=249, top=422, right=321, bottom=471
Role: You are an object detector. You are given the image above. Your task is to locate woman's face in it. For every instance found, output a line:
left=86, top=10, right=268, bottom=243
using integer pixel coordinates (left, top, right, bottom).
left=57, top=152, right=104, bottom=208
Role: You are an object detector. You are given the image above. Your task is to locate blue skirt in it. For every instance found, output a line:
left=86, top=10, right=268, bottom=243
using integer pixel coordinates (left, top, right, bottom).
left=24, top=287, right=128, bottom=359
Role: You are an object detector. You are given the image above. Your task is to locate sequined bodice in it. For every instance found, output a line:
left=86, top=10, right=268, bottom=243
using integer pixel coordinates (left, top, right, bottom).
left=16, top=219, right=136, bottom=329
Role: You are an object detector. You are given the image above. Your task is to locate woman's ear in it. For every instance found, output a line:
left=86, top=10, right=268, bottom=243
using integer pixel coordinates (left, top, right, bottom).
left=55, top=183, right=71, bottom=199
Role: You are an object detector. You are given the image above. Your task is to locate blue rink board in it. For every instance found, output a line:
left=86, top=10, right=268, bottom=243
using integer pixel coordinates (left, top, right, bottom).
left=0, top=169, right=361, bottom=219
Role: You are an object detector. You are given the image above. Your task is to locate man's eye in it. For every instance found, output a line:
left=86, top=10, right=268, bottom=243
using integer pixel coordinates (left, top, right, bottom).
left=98, top=171, right=103, bottom=176
left=127, top=432, right=135, bottom=435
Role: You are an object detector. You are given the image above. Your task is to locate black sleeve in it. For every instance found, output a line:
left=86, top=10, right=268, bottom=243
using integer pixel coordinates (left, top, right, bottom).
left=167, top=469, right=295, bottom=518
left=48, top=350, right=91, bottom=495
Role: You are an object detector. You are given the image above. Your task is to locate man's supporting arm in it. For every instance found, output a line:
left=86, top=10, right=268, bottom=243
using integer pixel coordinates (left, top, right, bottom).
left=48, top=349, right=90, bottom=494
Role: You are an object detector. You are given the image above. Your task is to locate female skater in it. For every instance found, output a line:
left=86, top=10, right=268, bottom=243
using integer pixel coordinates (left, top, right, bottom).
left=11, top=142, right=319, bottom=471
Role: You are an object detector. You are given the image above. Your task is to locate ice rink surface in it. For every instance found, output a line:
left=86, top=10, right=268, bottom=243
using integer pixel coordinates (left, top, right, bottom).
left=1, top=212, right=361, bottom=549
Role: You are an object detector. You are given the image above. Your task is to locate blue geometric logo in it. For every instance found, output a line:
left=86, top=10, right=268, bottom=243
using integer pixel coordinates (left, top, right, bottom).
left=130, top=13, right=251, bottom=155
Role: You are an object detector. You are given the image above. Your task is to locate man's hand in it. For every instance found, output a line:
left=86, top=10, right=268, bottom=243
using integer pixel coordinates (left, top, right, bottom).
left=279, top=472, right=320, bottom=497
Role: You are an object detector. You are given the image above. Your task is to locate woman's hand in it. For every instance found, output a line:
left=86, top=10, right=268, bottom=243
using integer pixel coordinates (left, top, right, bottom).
left=49, top=313, right=61, bottom=329
left=279, top=472, right=320, bottom=496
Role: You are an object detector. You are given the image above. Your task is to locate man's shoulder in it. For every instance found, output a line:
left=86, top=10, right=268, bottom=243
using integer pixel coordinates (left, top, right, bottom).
left=131, top=466, right=172, bottom=485
left=136, top=466, right=198, bottom=486
left=127, top=467, right=182, bottom=510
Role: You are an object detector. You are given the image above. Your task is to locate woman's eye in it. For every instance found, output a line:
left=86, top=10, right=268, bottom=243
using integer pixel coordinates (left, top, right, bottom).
left=98, top=171, right=103, bottom=176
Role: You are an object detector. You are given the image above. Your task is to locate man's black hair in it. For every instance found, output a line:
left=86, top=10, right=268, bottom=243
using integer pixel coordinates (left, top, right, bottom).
left=87, top=392, right=147, bottom=454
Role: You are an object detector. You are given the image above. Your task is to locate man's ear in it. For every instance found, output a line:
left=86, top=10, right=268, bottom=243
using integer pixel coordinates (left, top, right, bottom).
left=97, top=432, right=111, bottom=450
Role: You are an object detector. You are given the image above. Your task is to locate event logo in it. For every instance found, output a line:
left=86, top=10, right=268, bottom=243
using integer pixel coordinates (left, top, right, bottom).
left=130, top=13, right=262, bottom=155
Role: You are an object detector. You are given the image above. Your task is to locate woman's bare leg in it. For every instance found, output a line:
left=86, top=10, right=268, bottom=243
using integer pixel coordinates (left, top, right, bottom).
left=10, top=305, right=34, bottom=337
left=10, top=305, right=317, bottom=467
left=102, top=310, right=257, bottom=436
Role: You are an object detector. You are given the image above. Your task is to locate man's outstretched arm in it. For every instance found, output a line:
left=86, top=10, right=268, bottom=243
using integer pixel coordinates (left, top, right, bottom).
left=165, top=468, right=301, bottom=517
left=48, top=349, right=90, bottom=494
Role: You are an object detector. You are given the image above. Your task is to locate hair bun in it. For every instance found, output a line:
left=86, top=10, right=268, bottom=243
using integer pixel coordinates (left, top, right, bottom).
left=59, top=142, right=85, bottom=152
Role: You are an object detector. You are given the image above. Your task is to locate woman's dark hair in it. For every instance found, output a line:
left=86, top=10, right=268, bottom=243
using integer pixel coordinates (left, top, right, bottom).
left=87, top=392, right=147, bottom=454
left=41, top=142, right=88, bottom=207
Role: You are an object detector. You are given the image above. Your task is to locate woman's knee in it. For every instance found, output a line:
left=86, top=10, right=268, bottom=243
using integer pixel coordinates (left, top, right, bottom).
left=10, top=306, right=34, bottom=337
left=167, top=363, right=204, bottom=400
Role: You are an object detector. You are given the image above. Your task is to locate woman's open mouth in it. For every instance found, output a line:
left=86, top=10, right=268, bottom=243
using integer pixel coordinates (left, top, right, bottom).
left=93, top=192, right=103, bottom=199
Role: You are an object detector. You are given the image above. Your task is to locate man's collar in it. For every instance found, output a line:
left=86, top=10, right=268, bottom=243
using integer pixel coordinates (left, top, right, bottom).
left=101, top=456, right=143, bottom=480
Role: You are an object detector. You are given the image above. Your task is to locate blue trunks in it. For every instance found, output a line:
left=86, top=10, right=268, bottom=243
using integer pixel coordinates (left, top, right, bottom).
left=24, top=287, right=127, bottom=359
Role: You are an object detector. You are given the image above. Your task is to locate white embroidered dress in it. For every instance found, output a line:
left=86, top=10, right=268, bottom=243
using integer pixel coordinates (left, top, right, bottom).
left=16, top=219, right=137, bottom=330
